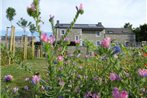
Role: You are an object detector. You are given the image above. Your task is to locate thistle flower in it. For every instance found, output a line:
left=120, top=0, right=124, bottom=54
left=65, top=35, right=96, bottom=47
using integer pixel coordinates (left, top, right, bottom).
left=112, top=87, right=128, bottom=98
left=138, top=68, right=147, bottom=77
left=32, top=75, right=41, bottom=84
left=84, top=91, right=100, bottom=98
left=58, top=55, right=64, bottom=61
left=119, top=90, right=128, bottom=98
left=4, top=75, right=13, bottom=82
left=24, top=86, right=29, bottom=91
left=48, top=35, right=55, bottom=44
left=110, top=73, right=120, bottom=81
left=77, top=3, right=84, bottom=14
left=41, top=33, right=48, bottom=42
left=101, top=37, right=111, bottom=48
left=75, top=40, right=80, bottom=44
left=112, top=87, right=120, bottom=98
left=112, top=46, right=121, bottom=55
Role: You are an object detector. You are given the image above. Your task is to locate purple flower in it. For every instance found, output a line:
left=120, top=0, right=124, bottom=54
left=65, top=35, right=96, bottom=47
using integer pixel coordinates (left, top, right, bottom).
left=24, top=86, right=29, bottom=91
left=138, top=68, right=147, bottom=77
left=48, top=35, right=55, bottom=44
left=112, top=87, right=120, bottom=98
left=112, top=87, right=128, bottom=98
left=112, top=46, right=121, bottom=55
left=32, top=75, right=41, bottom=84
left=110, top=73, right=120, bottom=81
left=4, top=75, right=13, bottom=82
left=84, top=91, right=100, bottom=98
left=13, top=87, right=19, bottom=93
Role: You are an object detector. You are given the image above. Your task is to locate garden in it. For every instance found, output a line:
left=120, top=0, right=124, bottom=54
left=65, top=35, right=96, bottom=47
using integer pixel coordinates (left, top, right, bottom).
left=1, top=0, right=147, bottom=98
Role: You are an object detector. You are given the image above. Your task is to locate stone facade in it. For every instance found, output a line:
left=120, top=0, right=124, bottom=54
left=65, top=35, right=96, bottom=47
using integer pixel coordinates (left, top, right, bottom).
left=55, top=21, right=136, bottom=47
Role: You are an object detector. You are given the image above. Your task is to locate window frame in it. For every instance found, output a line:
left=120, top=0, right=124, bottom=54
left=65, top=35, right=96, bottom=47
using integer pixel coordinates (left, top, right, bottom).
left=96, top=32, right=100, bottom=37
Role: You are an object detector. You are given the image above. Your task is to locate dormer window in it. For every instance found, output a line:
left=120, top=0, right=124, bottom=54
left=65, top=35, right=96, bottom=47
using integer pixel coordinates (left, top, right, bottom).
left=96, top=32, right=100, bottom=37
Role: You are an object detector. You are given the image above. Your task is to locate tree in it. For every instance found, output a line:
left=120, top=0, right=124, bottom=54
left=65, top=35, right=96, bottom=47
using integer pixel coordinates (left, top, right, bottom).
left=6, top=7, right=16, bottom=49
left=6, top=7, right=16, bottom=26
left=29, top=24, right=36, bottom=58
left=17, top=18, right=31, bottom=59
left=133, top=24, right=147, bottom=42
left=124, top=22, right=133, bottom=30
left=6, top=7, right=16, bottom=64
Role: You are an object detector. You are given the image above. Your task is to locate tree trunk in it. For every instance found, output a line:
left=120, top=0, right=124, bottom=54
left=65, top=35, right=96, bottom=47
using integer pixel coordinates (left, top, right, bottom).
left=9, top=26, right=13, bottom=64
left=32, top=34, right=34, bottom=59
left=12, top=26, right=15, bottom=56
left=5, top=27, right=9, bottom=50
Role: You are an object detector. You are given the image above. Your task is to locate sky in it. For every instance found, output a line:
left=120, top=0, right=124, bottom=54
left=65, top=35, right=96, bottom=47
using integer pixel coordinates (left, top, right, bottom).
left=1, top=0, right=147, bottom=35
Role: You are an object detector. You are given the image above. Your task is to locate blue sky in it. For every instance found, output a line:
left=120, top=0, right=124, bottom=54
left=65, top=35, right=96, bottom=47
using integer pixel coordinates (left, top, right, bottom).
left=1, top=0, right=146, bottom=35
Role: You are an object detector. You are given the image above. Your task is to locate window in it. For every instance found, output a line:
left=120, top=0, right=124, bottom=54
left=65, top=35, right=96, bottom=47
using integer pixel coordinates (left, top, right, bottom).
left=108, top=31, right=113, bottom=34
left=75, top=35, right=79, bottom=40
left=96, top=41, right=100, bottom=46
left=96, top=32, right=100, bottom=37
left=61, top=30, right=65, bottom=35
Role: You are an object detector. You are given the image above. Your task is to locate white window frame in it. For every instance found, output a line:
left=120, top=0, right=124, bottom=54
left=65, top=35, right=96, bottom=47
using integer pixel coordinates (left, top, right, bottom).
left=96, top=32, right=100, bottom=37
left=60, top=29, right=65, bottom=35
left=96, top=40, right=101, bottom=46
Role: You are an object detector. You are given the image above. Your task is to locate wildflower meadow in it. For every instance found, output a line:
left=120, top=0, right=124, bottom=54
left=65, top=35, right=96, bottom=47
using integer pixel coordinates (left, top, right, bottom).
left=1, top=0, right=147, bottom=98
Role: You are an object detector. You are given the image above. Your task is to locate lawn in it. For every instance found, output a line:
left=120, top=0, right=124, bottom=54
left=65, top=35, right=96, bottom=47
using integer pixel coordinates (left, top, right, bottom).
left=1, top=59, right=48, bottom=88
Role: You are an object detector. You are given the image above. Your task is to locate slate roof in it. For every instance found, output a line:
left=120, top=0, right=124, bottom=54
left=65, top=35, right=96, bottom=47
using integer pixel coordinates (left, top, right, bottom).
left=105, top=28, right=134, bottom=34
left=56, top=22, right=104, bottom=30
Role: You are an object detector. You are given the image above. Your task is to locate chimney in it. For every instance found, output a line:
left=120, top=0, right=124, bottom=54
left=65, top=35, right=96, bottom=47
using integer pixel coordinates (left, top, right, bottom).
left=97, top=22, right=102, bottom=26
left=57, top=20, right=59, bottom=25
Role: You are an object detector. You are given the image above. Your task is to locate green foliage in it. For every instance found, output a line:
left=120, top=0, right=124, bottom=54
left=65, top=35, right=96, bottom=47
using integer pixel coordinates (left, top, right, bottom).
left=133, top=24, right=147, bottom=42
left=6, top=7, right=16, bottom=23
left=17, top=18, right=31, bottom=33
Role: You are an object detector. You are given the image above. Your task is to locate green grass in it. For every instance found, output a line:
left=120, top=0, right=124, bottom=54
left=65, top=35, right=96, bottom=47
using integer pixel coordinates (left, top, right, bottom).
left=1, top=58, right=48, bottom=88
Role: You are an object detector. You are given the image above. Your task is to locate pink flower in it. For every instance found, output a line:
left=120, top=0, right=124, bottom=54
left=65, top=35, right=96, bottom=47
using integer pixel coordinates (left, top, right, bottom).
left=119, top=90, right=128, bottom=98
left=110, top=73, right=120, bottom=81
left=41, top=33, right=48, bottom=42
left=48, top=35, right=55, bottom=44
left=76, top=3, right=84, bottom=14
left=4, top=75, right=13, bottom=82
left=32, top=75, right=41, bottom=84
left=79, top=3, right=83, bottom=11
left=75, top=40, right=80, bottom=44
left=138, top=68, right=147, bottom=77
left=112, top=87, right=128, bottom=98
left=58, top=56, right=63, bottom=61
left=30, top=3, right=36, bottom=11
left=101, top=37, right=111, bottom=48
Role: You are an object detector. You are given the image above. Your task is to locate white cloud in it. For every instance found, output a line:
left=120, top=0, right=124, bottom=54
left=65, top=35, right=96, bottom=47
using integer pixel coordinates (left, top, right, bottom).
left=2, top=0, right=146, bottom=33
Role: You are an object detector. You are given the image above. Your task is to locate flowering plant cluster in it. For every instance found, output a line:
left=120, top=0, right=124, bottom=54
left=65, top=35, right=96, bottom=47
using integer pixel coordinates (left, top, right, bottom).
left=2, top=0, right=147, bottom=98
